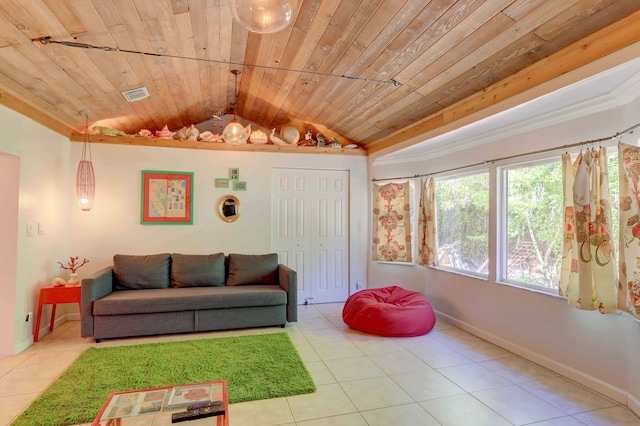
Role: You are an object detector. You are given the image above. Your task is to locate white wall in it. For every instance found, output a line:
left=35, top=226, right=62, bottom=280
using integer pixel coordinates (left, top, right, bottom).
left=369, top=99, right=640, bottom=412
left=68, top=143, right=369, bottom=294
left=0, top=152, right=19, bottom=357
left=1, top=105, right=368, bottom=354
left=0, top=104, right=70, bottom=355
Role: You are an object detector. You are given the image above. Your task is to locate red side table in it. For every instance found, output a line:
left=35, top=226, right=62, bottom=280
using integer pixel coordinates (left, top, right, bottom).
left=34, top=284, right=81, bottom=342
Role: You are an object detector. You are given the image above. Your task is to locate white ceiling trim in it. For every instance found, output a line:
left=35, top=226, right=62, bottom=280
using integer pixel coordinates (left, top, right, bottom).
left=374, top=60, right=640, bottom=167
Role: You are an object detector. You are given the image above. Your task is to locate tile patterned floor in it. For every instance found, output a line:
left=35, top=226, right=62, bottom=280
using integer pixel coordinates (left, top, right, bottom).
left=1, top=302, right=639, bottom=426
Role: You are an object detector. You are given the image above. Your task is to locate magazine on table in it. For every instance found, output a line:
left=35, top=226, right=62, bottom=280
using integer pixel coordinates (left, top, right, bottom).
left=167, top=384, right=215, bottom=409
left=101, top=389, right=168, bottom=420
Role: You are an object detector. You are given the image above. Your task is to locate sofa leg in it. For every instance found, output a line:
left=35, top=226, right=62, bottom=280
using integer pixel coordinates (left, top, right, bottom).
left=281, top=324, right=286, bottom=328
left=95, top=338, right=102, bottom=343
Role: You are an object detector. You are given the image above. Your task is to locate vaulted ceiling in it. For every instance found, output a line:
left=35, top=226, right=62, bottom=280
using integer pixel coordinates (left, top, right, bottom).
left=0, top=0, right=639, bottom=155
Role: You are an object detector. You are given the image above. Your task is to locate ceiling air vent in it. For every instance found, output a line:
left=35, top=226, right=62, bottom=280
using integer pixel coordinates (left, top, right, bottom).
left=121, top=87, right=150, bottom=102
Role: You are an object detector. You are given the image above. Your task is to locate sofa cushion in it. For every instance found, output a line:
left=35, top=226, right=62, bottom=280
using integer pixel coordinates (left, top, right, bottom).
left=113, top=253, right=171, bottom=290
left=171, top=253, right=225, bottom=287
left=226, top=253, right=278, bottom=286
left=93, top=286, right=287, bottom=315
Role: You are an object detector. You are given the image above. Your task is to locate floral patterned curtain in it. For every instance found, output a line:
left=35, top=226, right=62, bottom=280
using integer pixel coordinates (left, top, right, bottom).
left=372, top=181, right=412, bottom=262
left=417, top=178, right=436, bottom=266
left=560, top=152, right=580, bottom=300
left=560, top=148, right=617, bottom=313
left=617, top=142, right=640, bottom=319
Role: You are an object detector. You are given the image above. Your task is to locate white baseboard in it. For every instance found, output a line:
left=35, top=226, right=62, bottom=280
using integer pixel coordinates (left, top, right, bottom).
left=66, top=313, right=80, bottom=321
left=12, top=314, right=79, bottom=355
left=435, top=310, right=639, bottom=417
left=630, top=393, right=640, bottom=417
left=32, top=313, right=80, bottom=343
left=15, top=337, right=32, bottom=354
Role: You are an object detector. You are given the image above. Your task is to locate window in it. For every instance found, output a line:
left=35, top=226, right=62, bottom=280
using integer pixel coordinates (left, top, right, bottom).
left=502, top=160, right=563, bottom=289
left=501, top=151, right=620, bottom=291
left=435, top=172, right=489, bottom=275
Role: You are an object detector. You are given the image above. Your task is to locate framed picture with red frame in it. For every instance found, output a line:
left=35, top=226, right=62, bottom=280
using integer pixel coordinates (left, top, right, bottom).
left=140, top=170, right=194, bottom=224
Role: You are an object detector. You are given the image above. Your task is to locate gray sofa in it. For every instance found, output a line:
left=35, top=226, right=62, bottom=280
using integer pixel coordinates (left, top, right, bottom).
left=80, top=253, right=297, bottom=342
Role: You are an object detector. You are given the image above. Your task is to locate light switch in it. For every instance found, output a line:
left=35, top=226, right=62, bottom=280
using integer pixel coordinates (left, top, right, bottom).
left=26, top=223, right=33, bottom=236
left=38, top=222, right=44, bottom=235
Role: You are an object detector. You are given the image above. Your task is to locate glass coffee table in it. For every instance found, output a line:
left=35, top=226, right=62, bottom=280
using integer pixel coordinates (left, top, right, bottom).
left=92, top=380, right=229, bottom=425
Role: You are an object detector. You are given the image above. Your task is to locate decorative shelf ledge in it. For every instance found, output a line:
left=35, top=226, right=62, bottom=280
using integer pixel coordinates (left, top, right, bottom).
left=70, top=133, right=367, bottom=156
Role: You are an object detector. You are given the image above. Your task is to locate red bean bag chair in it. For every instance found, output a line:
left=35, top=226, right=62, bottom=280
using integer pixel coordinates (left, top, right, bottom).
left=342, top=286, right=436, bottom=337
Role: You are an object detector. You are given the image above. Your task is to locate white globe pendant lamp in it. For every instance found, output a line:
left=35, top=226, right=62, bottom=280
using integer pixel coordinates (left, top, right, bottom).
left=223, top=69, right=249, bottom=145
left=229, top=0, right=298, bottom=34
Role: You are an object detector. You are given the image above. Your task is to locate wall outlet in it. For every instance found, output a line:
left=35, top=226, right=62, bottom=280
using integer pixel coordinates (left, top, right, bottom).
left=25, top=312, right=33, bottom=322
left=356, top=281, right=362, bottom=290
left=38, top=222, right=44, bottom=235
left=26, top=223, right=33, bottom=236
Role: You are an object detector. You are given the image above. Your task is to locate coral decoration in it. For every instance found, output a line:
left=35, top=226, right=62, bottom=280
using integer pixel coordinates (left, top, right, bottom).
left=155, top=125, right=176, bottom=139
left=51, top=278, right=66, bottom=287
left=58, top=256, right=90, bottom=273
left=92, top=126, right=132, bottom=137
left=136, top=129, right=154, bottom=138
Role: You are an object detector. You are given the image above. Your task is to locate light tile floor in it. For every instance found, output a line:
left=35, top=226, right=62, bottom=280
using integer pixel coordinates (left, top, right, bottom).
left=2, top=302, right=640, bottom=426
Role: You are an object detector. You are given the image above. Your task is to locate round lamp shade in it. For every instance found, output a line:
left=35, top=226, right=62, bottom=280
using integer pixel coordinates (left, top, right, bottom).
left=229, top=0, right=298, bottom=34
left=223, top=121, right=249, bottom=145
left=280, top=125, right=300, bottom=145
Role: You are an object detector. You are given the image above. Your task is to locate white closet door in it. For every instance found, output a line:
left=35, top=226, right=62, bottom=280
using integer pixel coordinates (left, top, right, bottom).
left=271, top=168, right=349, bottom=304
left=272, top=169, right=312, bottom=303
left=308, top=170, right=349, bottom=303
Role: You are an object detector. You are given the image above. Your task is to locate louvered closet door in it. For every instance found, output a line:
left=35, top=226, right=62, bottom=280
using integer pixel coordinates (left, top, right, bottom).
left=271, top=168, right=349, bottom=304
left=272, top=168, right=312, bottom=304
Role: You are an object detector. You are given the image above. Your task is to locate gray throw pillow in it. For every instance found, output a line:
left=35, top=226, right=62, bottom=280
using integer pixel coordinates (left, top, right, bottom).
left=171, top=253, right=225, bottom=287
left=226, top=253, right=278, bottom=286
left=113, top=253, right=171, bottom=290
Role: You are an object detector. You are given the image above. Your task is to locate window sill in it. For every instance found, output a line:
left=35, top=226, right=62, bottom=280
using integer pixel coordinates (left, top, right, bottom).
left=375, top=260, right=415, bottom=266
left=430, top=265, right=488, bottom=281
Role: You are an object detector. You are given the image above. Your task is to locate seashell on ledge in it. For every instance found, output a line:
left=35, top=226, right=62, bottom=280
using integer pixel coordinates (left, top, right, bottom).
left=51, top=278, right=66, bottom=287
left=270, top=128, right=288, bottom=145
left=249, top=129, right=268, bottom=144
left=199, top=131, right=223, bottom=142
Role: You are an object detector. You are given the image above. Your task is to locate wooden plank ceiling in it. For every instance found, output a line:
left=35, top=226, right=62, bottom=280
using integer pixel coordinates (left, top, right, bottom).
left=0, top=0, right=639, bottom=155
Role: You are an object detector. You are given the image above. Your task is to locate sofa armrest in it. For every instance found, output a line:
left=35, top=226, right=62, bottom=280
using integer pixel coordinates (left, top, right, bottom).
left=278, top=264, right=297, bottom=322
left=81, top=266, right=115, bottom=337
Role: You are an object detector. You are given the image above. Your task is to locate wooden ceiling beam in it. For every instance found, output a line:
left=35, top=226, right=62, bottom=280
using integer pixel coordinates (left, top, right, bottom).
left=0, top=82, right=75, bottom=138
left=68, top=132, right=366, bottom=155
left=367, top=8, right=640, bottom=156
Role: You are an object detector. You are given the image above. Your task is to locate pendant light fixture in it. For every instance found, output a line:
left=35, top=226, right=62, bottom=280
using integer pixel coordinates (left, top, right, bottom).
left=77, top=110, right=95, bottom=211
left=222, top=70, right=249, bottom=145
left=228, top=0, right=298, bottom=34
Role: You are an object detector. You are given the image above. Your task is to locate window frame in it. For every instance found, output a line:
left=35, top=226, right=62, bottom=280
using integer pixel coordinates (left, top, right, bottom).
left=432, top=170, right=490, bottom=279
left=496, top=157, right=565, bottom=294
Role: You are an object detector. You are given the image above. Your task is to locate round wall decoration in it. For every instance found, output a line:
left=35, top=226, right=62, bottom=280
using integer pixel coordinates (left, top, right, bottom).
left=280, top=125, right=300, bottom=145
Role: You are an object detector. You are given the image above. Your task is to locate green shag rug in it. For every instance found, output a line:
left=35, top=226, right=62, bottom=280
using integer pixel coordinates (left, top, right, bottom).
left=13, top=333, right=315, bottom=426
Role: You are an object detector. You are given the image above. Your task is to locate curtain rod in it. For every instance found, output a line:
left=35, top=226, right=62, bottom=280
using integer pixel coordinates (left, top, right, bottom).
left=372, top=121, right=640, bottom=182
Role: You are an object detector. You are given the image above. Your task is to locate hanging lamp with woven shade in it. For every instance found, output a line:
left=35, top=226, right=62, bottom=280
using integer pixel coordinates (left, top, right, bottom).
left=77, top=110, right=95, bottom=211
